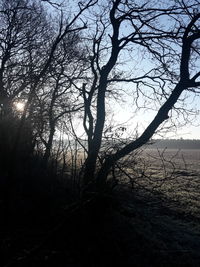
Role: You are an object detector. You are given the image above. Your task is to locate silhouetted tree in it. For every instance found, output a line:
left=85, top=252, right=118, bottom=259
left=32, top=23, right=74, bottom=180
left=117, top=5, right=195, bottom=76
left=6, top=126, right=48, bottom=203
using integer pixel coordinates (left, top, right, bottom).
left=0, top=0, right=97, bottom=222
left=76, top=0, right=200, bottom=193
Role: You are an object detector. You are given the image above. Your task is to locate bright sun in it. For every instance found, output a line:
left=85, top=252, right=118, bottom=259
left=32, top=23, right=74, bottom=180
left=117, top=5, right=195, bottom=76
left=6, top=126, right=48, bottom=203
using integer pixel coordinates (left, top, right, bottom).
left=14, top=101, right=25, bottom=112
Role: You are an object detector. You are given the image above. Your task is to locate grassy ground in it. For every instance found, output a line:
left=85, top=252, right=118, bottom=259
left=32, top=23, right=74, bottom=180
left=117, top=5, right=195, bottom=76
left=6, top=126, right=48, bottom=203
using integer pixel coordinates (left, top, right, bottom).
left=1, top=149, right=200, bottom=266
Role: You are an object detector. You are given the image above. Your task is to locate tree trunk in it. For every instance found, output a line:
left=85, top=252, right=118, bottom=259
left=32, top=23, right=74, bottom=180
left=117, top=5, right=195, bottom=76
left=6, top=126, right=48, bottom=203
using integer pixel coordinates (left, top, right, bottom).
left=43, top=125, right=55, bottom=168
left=96, top=81, right=188, bottom=188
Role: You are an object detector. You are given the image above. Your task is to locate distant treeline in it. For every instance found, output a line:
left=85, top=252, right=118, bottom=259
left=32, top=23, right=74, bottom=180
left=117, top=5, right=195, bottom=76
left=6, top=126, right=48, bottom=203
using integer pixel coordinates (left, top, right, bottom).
left=148, top=139, right=200, bottom=149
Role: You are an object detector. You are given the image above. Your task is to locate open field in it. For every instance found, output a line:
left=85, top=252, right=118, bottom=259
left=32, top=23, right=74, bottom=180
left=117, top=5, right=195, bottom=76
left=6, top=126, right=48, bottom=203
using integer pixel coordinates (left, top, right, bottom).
left=119, top=149, right=200, bottom=216
left=144, top=148, right=200, bottom=172
left=112, top=148, right=200, bottom=265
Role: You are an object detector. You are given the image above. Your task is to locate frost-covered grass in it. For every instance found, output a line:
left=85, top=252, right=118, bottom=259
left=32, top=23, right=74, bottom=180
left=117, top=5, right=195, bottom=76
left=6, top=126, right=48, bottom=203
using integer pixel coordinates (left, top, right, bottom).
left=118, top=149, right=200, bottom=216
left=112, top=149, right=200, bottom=265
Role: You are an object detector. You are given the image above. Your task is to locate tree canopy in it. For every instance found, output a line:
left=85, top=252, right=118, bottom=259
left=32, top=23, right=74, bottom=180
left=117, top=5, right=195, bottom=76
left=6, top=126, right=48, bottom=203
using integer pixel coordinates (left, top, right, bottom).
left=0, top=0, right=200, bottom=194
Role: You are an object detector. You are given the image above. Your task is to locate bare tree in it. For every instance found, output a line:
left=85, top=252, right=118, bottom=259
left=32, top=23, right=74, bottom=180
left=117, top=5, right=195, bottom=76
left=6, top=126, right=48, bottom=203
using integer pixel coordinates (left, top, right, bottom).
left=74, top=0, right=200, bottom=193
left=0, top=0, right=97, bottom=221
left=0, top=0, right=50, bottom=114
left=36, top=33, right=87, bottom=166
left=0, top=0, right=97, bottom=159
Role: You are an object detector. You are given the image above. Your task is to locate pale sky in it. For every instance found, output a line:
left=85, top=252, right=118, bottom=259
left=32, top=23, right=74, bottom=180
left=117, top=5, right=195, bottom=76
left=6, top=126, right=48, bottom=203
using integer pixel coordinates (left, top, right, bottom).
left=48, top=0, right=200, bottom=140
left=113, top=105, right=200, bottom=140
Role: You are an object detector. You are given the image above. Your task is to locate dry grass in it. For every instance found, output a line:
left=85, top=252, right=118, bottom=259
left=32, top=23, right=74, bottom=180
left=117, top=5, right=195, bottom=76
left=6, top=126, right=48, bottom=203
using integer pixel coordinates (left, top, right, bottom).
left=119, top=149, right=200, bottom=217
left=111, top=149, right=200, bottom=265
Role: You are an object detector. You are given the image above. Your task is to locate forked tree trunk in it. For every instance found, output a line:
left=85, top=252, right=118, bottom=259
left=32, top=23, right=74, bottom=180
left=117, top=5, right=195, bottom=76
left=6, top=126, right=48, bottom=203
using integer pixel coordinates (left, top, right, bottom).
left=43, top=125, right=55, bottom=168
left=96, top=81, right=189, bottom=189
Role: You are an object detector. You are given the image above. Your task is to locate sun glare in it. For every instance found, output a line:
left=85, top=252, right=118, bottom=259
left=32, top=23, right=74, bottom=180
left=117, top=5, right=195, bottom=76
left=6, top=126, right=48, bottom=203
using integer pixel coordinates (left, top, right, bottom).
left=14, top=101, right=25, bottom=112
